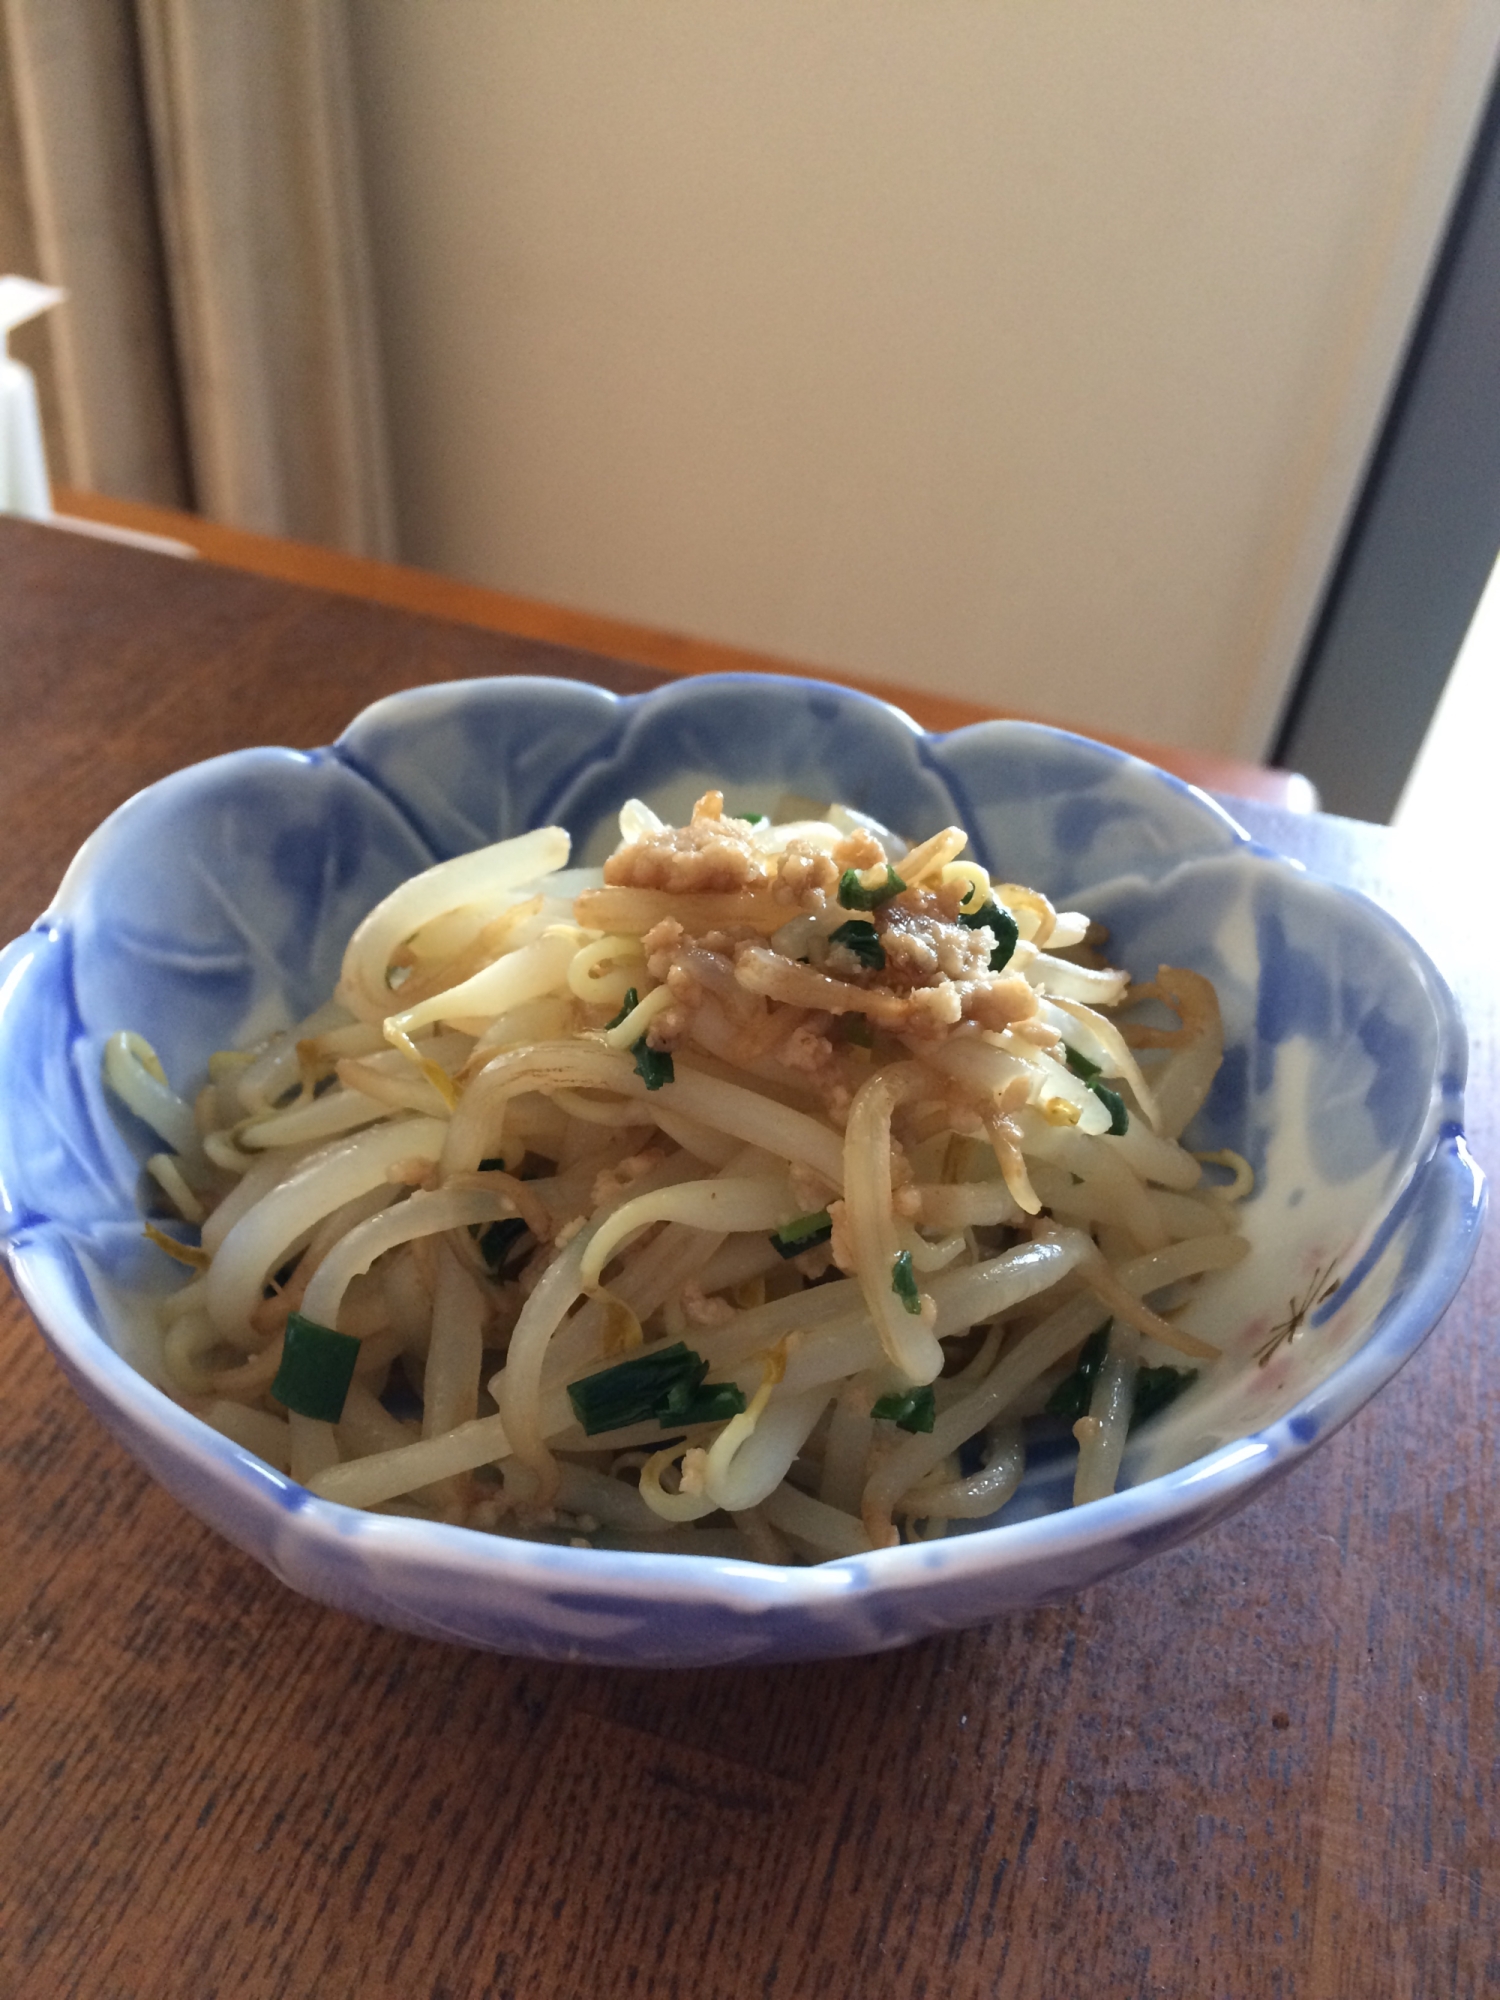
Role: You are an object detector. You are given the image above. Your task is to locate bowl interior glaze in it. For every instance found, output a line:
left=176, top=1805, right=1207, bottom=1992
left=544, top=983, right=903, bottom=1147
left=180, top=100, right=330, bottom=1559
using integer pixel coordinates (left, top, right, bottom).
left=0, top=676, right=1482, bottom=1665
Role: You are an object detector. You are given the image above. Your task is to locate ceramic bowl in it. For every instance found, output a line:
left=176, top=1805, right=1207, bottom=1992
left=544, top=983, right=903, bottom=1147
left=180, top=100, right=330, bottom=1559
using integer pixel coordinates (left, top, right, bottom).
left=0, top=675, right=1483, bottom=1666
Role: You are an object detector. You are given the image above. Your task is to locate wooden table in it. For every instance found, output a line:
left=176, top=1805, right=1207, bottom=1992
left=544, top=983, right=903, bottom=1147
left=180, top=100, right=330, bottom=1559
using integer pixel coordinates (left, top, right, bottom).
left=0, top=516, right=1490, bottom=2000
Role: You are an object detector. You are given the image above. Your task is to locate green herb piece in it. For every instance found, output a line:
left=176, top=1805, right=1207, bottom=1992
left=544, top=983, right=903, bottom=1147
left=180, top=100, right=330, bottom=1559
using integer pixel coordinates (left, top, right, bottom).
left=1131, top=1365, right=1197, bottom=1427
left=828, top=918, right=886, bottom=971
left=844, top=1012, right=873, bottom=1048
left=1091, top=1081, right=1129, bottom=1135
left=474, top=1216, right=529, bottom=1272
left=478, top=1156, right=510, bottom=1174
left=271, top=1311, right=361, bottom=1425
left=656, top=1378, right=748, bottom=1427
left=1044, top=1322, right=1112, bottom=1422
left=1063, top=1044, right=1101, bottom=1084
left=567, top=1341, right=706, bottom=1436
left=871, top=1384, right=936, bottom=1433
left=838, top=864, right=905, bottom=911
left=959, top=899, right=1020, bottom=972
left=605, top=987, right=640, bottom=1032
left=739, top=811, right=767, bottom=826
left=770, top=1209, right=833, bottom=1259
left=891, top=1249, right=922, bottom=1316
left=1042, top=1329, right=1195, bottom=1431
left=632, top=1038, right=674, bottom=1090
left=1061, top=1047, right=1127, bottom=1131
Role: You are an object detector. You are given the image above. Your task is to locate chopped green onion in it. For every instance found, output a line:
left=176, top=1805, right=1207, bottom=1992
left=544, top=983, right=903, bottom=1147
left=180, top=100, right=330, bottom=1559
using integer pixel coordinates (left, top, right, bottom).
left=567, top=1342, right=705, bottom=1436
left=828, top=919, right=886, bottom=970
left=477, top=1156, right=510, bottom=1173
left=890, top=1249, right=922, bottom=1315
left=566, top=1342, right=748, bottom=1435
left=959, top=899, right=1020, bottom=972
left=474, top=1216, right=529, bottom=1272
left=632, top=1038, right=674, bottom=1090
left=271, top=1311, right=361, bottom=1425
left=605, top=987, right=639, bottom=1032
left=1044, top=1326, right=1189, bottom=1430
left=739, top=810, right=767, bottom=826
left=656, top=1378, right=748, bottom=1427
left=770, top=1209, right=833, bottom=1258
left=1063, top=1044, right=1101, bottom=1084
left=1131, top=1365, right=1197, bottom=1427
left=1091, top=1082, right=1129, bottom=1135
left=844, top=1012, right=873, bottom=1048
left=871, top=1385, right=936, bottom=1433
left=1044, top=1322, right=1112, bottom=1421
left=838, top=864, right=905, bottom=911
left=1062, top=1046, right=1127, bottom=1131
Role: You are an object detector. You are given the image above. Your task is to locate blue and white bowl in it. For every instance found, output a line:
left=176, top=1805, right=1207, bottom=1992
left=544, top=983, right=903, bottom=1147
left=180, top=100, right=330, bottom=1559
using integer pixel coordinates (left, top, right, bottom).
left=0, top=676, right=1483, bottom=1666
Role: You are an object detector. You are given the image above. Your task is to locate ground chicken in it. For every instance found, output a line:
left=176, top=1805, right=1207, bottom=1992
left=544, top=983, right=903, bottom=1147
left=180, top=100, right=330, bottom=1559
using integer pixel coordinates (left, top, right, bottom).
left=679, top=1282, right=735, bottom=1328
left=778, top=1018, right=836, bottom=1074
left=792, top=1242, right=835, bottom=1281
left=827, top=1198, right=858, bottom=1275
left=831, top=827, right=886, bottom=872
left=605, top=792, right=767, bottom=895
left=590, top=1147, right=666, bottom=1209
left=819, top=1079, right=854, bottom=1125
left=641, top=916, right=685, bottom=977
left=773, top=841, right=839, bottom=904
left=645, top=1004, right=688, bottom=1051
left=876, top=886, right=992, bottom=990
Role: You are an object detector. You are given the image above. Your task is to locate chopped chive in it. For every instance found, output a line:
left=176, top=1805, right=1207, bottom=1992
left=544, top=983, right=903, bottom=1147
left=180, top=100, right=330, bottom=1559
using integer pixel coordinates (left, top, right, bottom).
left=567, top=1341, right=705, bottom=1436
left=838, top=864, right=905, bottom=911
left=474, top=1216, right=529, bottom=1272
left=890, top=1249, right=922, bottom=1315
left=632, top=1038, right=674, bottom=1090
left=272, top=1311, right=361, bottom=1425
left=1043, top=1328, right=1194, bottom=1430
left=770, top=1209, right=833, bottom=1258
left=871, top=1384, right=936, bottom=1433
left=1091, top=1081, right=1129, bottom=1135
left=1062, top=1047, right=1127, bottom=1131
left=656, top=1377, right=747, bottom=1426
left=739, top=810, right=767, bottom=826
left=1044, top=1322, right=1112, bottom=1421
left=1131, top=1365, right=1197, bottom=1427
left=1064, top=1044, right=1102, bottom=1084
left=605, top=987, right=640, bottom=1032
left=959, top=899, right=1020, bottom=972
left=844, top=1012, right=872, bottom=1048
left=828, top=918, right=886, bottom=971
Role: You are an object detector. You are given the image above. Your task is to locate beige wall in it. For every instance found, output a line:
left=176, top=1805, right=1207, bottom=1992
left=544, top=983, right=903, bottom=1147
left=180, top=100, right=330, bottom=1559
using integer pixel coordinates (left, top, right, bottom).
left=348, top=1, right=1500, bottom=759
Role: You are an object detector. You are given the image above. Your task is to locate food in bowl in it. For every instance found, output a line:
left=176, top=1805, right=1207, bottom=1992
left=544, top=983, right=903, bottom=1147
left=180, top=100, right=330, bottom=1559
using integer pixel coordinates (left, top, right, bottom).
left=111, top=789, right=1249, bottom=1561
left=0, top=674, right=1478, bottom=1665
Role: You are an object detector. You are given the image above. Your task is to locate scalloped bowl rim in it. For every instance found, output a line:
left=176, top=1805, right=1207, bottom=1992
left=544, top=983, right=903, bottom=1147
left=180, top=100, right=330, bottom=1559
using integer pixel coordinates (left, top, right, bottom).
left=0, top=673, right=1486, bottom=1642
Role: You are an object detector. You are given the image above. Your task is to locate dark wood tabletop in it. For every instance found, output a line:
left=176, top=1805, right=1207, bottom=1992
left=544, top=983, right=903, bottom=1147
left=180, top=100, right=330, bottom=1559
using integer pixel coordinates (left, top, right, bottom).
left=0, top=516, right=1492, bottom=2000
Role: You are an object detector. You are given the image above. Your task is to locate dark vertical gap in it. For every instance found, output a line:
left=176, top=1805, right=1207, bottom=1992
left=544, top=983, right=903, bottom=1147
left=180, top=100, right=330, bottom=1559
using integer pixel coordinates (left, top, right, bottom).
left=1272, top=53, right=1500, bottom=820
left=121, top=0, right=197, bottom=514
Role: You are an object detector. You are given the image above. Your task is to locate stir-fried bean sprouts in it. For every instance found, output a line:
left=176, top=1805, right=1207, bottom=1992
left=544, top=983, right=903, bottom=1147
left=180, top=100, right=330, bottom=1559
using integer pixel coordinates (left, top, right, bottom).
left=113, top=791, right=1246, bottom=1560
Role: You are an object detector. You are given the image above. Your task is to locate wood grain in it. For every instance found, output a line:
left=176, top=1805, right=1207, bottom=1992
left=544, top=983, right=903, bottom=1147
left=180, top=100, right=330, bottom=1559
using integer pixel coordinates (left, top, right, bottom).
left=0, top=519, right=1490, bottom=2000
